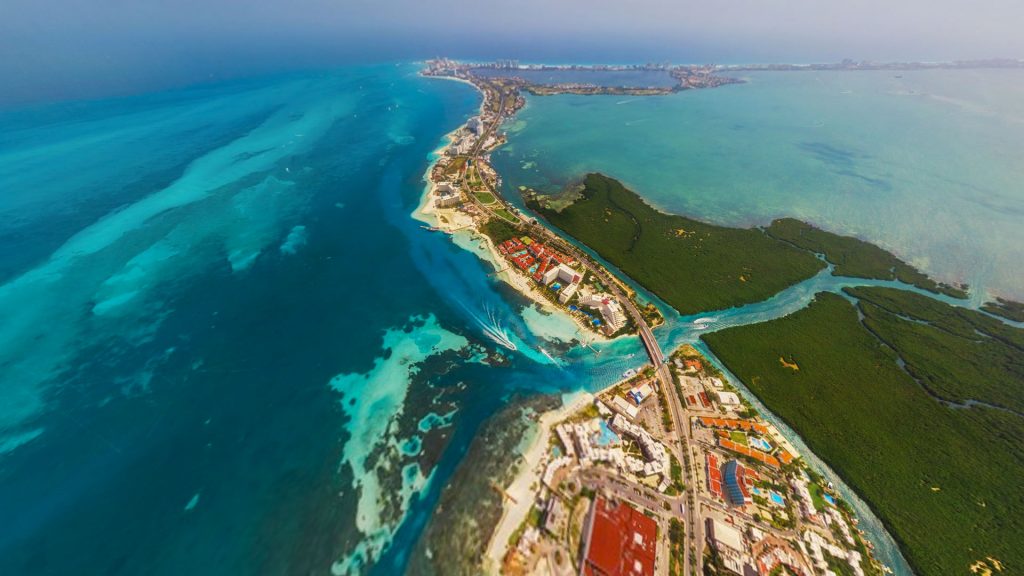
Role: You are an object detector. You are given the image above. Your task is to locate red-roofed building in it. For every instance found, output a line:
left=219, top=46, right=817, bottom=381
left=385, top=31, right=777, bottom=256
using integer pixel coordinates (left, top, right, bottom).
left=580, top=498, right=657, bottom=576
left=705, top=453, right=724, bottom=500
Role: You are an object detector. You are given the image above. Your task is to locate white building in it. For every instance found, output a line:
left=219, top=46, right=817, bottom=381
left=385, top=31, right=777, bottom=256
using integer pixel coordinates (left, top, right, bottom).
left=717, top=391, right=741, bottom=406
left=610, top=413, right=670, bottom=478
left=611, top=396, right=640, bottom=419
left=706, top=518, right=747, bottom=574
left=557, top=280, right=580, bottom=304
left=542, top=263, right=580, bottom=286
left=580, top=292, right=627, bottom=332
left=434, top=182, right=461, bottom=208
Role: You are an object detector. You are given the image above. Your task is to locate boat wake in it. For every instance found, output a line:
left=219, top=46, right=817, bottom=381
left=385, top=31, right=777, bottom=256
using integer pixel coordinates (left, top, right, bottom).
left=466, top=302, right=519, bottom=351
left=691, top=316, right=718, bottom=330
left=538, top=346, right=563, bottom=369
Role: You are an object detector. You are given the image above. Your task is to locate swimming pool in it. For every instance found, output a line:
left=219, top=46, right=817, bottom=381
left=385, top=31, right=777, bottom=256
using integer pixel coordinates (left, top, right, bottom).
left=594, top=419, right=620, bottom=447
left=750, top=437, right=772, bottom=452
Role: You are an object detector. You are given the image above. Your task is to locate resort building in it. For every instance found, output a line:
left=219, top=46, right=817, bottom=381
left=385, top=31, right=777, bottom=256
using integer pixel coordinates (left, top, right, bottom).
left=611, top=413, right=669, bottom=478
left=611, top=396, right=640, bottom=419
left=790, top=474, right=821, bottom=524
left=628, top=381, right=654, bottom=405
left=705, top=518, right=748, bottom=575
left=580, top=292, right=627, bottom=332
left=752, top=535, right=812, bottom=576
left=434, top=182, right=461, bottom=208
left=579, top=498, right=657, bottom=576
left=722, top=460, right=752, bottom=506
left=542, top=262, right=580, bottom=286
left=717, top=391, right=741, bottom=406
left=706, top=452, right=724, bottom=500
left=801, top=530, right=865, bottom=576
left=544, top=496, right=569, bottom=537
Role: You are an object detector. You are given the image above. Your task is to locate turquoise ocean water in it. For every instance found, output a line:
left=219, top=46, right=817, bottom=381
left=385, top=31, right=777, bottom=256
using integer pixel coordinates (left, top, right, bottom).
left=0, top=64, right=648, bottom=575
left=2, top=63, right=1018, bottom=575
left=493, top=69, right=1024, bottom=302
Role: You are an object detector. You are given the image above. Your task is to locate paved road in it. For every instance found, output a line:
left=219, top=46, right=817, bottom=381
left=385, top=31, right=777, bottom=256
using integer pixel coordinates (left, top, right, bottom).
left=459, top=73, right=704, bottom=575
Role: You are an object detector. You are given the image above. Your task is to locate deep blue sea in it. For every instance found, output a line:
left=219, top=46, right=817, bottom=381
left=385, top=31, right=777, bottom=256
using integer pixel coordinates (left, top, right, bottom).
left=9, top=61, right=1015, bottom=575
left=0, top=63, right=650, bottom=575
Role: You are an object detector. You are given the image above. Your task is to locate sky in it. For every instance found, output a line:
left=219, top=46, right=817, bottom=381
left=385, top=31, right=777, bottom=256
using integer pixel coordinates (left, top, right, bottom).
left=2, top=0, right=1023, bottom=106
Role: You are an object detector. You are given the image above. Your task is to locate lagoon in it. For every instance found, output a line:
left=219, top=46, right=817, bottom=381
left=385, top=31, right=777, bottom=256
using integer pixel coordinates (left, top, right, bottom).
left=493, top=69, right=1024, bottom=302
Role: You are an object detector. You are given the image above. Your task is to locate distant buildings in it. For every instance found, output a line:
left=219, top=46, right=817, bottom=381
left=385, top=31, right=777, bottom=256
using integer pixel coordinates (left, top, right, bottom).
left=580, top=498, right=657, bottom=576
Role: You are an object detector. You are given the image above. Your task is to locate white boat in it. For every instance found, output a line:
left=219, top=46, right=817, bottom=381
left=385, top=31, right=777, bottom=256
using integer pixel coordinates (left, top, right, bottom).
left=622, top=368, right=637, bottom=379
left=693, top=323, right=709, bottom=330
left=692, top=317, right=717, bottom=325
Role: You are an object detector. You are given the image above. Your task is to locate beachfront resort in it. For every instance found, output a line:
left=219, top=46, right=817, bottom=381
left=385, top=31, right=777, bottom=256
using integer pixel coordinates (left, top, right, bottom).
left=491, top=346, right=883, bottom=576
left=420, top=61, right=647, bottom=339
left=419, top=59, right=883, bottom=576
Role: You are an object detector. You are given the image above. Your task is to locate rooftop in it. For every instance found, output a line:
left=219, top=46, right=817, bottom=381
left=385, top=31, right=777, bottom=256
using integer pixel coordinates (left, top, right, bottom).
left=582, top=498, right=657, bottom=576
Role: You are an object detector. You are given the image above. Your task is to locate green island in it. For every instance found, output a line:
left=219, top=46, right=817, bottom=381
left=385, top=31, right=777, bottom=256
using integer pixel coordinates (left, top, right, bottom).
left=701, top=289, right=1024, bottom=575
left=521, top=171, right=1024, bottom=574
left=526, top=173, right=827, bottom=315
left=981, top=296, right=1024, bottom=322
left=764, top=218, right=969, bottom=298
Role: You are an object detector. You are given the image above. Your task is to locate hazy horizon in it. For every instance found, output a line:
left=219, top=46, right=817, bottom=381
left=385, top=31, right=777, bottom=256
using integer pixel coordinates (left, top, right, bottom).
left=3, top=0, right=1023, bottom=106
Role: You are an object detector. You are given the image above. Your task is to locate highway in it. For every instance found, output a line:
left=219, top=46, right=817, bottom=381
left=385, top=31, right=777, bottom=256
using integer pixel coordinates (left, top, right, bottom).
left=453, top=70, right=703, bottom=576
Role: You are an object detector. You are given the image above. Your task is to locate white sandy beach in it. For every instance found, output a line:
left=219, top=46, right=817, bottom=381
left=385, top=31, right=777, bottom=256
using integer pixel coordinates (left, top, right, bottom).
left=482, top=390, right=594, bottom=574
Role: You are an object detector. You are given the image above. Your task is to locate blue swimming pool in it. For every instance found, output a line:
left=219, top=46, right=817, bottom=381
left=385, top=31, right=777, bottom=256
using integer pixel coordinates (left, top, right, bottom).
left=750, top=437, right=772, bottom=452
left=594, top=419, right=620, bottom=447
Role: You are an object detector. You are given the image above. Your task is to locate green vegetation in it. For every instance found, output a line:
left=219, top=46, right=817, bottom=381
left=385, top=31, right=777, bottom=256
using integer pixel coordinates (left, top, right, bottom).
left=493, top=207, right=519, bottom=223
left=408, top=394, right=562, bottom=576
left=846, top=286, right=1024, bottom=413
left=765, top=218, right=968, bottom=298
left=981, top=296, right=1024, bottom=322
left=657, top=387, right=674, bottom=432
left=508, top=505, right=545, bottom=548
left=807, top=482, right=827, bottom=512
left=479, top=215, right=522, bottom=244
left=669, top=454, right=685, bottom=493
left=473, top=191, right=496, bottom=204
left=668, top=518, right=686, bottom=576
left=527, top=174, right=826, bottom=314
left=443, top=155, right=467, bottom=177
left=702, top=292, right=1024, bottom=576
